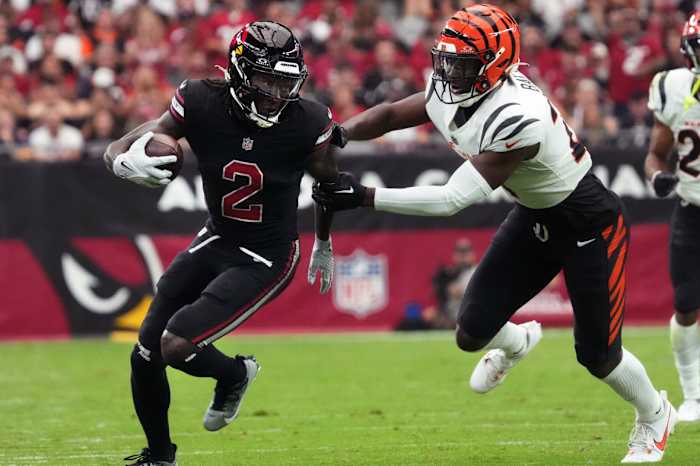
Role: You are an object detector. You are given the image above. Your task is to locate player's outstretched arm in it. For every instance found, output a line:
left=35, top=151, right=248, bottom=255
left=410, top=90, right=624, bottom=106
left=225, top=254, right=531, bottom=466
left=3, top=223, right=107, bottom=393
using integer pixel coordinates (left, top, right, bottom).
left=103, top=111, right=184, bottom=186
left=644, top=118, right=677, bottom=197
left=333, top=92, right=430, bottom=146
left=313, top=144, right=538, bottom=216
left=306, top=142, right=340, bottom=293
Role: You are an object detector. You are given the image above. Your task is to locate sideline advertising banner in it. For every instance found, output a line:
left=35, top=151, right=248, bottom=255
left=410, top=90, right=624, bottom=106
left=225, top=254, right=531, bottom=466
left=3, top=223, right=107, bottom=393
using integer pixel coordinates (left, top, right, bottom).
left=0, top=148, right=674, bottom=338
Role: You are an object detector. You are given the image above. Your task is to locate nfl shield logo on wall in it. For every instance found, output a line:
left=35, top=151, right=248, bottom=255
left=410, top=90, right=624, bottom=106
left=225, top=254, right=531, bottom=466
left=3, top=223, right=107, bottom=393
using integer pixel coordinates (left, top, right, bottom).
left=333, top=250, right=388, bottom=318
left=242, top=137, right=254, bottom=151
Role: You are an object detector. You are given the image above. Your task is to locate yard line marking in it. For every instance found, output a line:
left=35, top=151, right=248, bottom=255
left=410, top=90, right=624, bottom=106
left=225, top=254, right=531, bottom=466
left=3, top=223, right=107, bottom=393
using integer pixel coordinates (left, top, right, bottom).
left=57, top=421, right=610, bottom=444
left=5, top=438, right=700, bottom=462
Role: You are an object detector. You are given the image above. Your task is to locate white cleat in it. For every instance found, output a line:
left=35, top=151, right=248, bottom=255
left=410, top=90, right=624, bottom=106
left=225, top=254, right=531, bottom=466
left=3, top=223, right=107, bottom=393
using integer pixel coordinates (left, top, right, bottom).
left=203, top=355, right=260, bottom=432
left=621, top=390, right=677, bottom=463
left=469, top=321, right=542, bottom=394
left=677, top=399, right=700, bottom=422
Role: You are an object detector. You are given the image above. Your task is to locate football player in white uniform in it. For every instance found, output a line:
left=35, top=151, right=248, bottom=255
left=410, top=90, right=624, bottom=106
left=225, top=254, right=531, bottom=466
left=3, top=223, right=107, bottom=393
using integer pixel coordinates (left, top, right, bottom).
left=316, top=4, right=675, bottom=463
left=646, top=11, right=700, bottom=423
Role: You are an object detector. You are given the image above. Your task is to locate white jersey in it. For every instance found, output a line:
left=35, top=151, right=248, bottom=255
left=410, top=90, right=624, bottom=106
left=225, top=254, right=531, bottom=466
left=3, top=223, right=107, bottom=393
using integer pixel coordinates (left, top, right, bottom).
left=426, top=71, right=592, bottom=209
left=648, top=67, right=700, bottom=206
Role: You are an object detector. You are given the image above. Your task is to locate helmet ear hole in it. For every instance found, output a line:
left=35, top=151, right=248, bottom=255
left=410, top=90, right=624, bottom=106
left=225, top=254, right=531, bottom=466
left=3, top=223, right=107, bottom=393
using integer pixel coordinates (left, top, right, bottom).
left=483, top=50, right=495, bottom=62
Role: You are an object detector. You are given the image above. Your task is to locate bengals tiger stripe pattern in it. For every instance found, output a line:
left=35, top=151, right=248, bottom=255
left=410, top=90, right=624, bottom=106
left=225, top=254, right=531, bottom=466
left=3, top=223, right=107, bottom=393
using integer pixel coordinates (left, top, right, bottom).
left=602, top=214, right=630, bottom=347
left=437, top=4, right=520, bottom=96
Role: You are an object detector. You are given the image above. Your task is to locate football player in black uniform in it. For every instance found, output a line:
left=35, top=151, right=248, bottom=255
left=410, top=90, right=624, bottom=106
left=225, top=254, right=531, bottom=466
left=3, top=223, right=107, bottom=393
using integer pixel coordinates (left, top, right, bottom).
left=105, top=22, right=338, bottom=466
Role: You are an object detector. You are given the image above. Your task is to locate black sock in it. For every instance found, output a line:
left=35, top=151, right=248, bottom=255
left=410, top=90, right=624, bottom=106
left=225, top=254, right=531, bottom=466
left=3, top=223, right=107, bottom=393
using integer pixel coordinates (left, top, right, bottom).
left=172, top=345, right=246, bottom=384
left=130, top=344, right=172, bottom=459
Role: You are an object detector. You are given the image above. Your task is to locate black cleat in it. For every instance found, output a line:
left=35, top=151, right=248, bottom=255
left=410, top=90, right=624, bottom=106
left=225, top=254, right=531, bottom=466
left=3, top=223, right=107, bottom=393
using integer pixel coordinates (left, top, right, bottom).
left=124, top=444, right=177, bottom=466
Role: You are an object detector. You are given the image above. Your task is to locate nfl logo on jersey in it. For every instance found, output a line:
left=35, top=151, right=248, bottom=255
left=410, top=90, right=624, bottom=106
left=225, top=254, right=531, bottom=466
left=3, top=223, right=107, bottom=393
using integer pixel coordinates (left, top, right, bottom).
left=333, top=250, right=388, bottom=318
left=242, top=137, right=254, bottom=151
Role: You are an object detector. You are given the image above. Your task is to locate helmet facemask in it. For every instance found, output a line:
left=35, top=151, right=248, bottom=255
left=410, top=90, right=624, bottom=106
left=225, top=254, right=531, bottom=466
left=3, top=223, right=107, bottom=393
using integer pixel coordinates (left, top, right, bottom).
left=229, top=53, right=307, bottom=128
left=431, top=45, right=505, bottom=105
left=682, top=34, right=700, bottom=74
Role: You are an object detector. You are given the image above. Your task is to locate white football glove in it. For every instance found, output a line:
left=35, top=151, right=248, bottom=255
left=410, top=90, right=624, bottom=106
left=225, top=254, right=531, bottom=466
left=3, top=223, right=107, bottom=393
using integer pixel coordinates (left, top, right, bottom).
left=307, top=237, right=334, bottom=294
left=113, top=131, right=177, bottom=188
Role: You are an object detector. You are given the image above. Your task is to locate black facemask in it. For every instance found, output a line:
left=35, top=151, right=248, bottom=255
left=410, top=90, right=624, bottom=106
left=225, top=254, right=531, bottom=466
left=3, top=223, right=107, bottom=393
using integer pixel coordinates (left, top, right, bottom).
left=247, top=70, right=304, bottom=118
left=431, top=49, right=483, bottom=95
left=683, top=35, right=700, bottom=71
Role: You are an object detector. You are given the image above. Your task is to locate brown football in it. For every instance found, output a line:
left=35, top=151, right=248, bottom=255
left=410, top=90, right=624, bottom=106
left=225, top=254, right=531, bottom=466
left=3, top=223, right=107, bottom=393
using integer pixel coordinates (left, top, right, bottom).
left=145, top=133, right=184, bottom=180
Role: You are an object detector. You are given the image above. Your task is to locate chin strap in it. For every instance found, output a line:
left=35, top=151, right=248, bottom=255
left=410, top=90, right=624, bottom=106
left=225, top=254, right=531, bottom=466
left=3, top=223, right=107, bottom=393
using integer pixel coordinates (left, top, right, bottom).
left=214, top=64, right=230, bottom=81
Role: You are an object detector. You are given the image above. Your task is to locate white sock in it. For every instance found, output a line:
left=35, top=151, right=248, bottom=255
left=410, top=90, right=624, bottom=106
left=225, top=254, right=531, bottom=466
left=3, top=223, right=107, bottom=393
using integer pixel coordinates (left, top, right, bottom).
left=484, top=322, right=526, bottom=357
left=670, top=314, right=700, bottom=400
left=603, top=348, right=662, bottom=422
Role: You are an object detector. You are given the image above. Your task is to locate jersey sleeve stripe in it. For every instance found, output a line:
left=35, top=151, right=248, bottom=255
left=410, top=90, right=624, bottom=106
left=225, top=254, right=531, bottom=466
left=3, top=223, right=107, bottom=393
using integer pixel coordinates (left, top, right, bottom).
left=175, top=88, right=185, bottom=105
left=658, top=72, right=668, bottom=112
left=169, top=106, right=184, bottom=123
left=479, top=102, right=518, bottom=150
left=499, top=118, right=539, bottom=142
left=489, top=115, right=524, bottom=145
left=170, top=96, right=185, bottom=119
left=315, top=122, right=334, bottom=146
left=548, top=101, right=558, bottom=123
left=169, top=100, right=185, bottom=123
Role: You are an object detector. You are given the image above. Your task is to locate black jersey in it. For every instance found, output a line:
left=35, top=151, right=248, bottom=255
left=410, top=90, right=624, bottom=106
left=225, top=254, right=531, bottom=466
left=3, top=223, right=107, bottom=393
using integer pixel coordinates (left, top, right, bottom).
left=169, top=79, right=333, bottom=247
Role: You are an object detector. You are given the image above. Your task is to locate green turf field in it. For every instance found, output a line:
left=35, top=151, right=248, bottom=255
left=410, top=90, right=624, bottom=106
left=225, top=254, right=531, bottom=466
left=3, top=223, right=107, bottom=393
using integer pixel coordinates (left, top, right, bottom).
left=0, top=328, right=696, bottom=466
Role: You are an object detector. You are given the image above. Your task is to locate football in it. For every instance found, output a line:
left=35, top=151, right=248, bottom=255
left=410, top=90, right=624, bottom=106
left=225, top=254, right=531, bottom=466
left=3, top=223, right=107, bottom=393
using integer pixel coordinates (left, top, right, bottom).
left=145, top=133, right=184, bottom=179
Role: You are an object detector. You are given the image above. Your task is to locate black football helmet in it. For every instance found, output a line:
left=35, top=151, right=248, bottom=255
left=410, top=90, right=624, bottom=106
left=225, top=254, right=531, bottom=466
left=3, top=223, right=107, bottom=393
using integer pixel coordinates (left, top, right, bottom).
left=225, top=21, right=308, bottom=128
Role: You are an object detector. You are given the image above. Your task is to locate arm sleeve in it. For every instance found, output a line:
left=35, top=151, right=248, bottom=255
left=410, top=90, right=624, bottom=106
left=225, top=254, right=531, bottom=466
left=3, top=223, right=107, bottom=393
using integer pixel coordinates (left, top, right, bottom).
left=168, top=80, right=188, bottom=124
left=479, top=103, right=543, bottom=153
left=374, top=161, right=493, bottom=216
left=648, top=71, right=673, bottom=127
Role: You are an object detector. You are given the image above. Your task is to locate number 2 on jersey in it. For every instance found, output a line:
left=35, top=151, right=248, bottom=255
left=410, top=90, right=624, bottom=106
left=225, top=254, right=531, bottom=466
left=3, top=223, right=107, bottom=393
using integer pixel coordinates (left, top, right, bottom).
left=678, top=129, right=700, bottom=177
left=221, top=160, right=263, bottom=222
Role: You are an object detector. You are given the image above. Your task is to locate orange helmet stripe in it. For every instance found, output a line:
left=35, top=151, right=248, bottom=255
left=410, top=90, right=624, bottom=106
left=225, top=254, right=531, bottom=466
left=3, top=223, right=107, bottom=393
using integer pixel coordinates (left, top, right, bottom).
left=446, top=17, right=487, bottom=51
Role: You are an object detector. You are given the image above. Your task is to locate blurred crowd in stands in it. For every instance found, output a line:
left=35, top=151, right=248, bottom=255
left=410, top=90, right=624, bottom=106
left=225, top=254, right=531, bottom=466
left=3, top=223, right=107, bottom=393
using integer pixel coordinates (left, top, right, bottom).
left=0, top=0, right=695, bottom=161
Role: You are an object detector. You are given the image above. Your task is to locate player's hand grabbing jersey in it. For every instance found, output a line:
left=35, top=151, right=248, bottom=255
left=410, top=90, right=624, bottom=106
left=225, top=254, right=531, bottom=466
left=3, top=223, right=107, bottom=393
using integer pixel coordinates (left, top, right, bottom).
left=169, top=79, right=333, bottom=246
left=426, top=71, right=591, bottom=209
left=648, top=68, right=700, bottom=206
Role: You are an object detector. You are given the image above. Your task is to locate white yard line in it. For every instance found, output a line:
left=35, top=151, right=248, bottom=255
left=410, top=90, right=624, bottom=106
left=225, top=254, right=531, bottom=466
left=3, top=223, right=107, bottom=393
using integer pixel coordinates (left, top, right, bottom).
left=50, top=421, right=610, bottom=445
left=3, top=437, right=699, bottom=463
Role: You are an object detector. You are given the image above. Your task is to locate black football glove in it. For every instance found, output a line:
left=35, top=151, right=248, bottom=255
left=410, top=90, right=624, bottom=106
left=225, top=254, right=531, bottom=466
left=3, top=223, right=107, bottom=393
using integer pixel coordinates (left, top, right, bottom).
left=312, top=172, right=368, bottom=211
left=651, top=171, right=678, bottom=198
left=329, top=124, right=348, bottom=148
